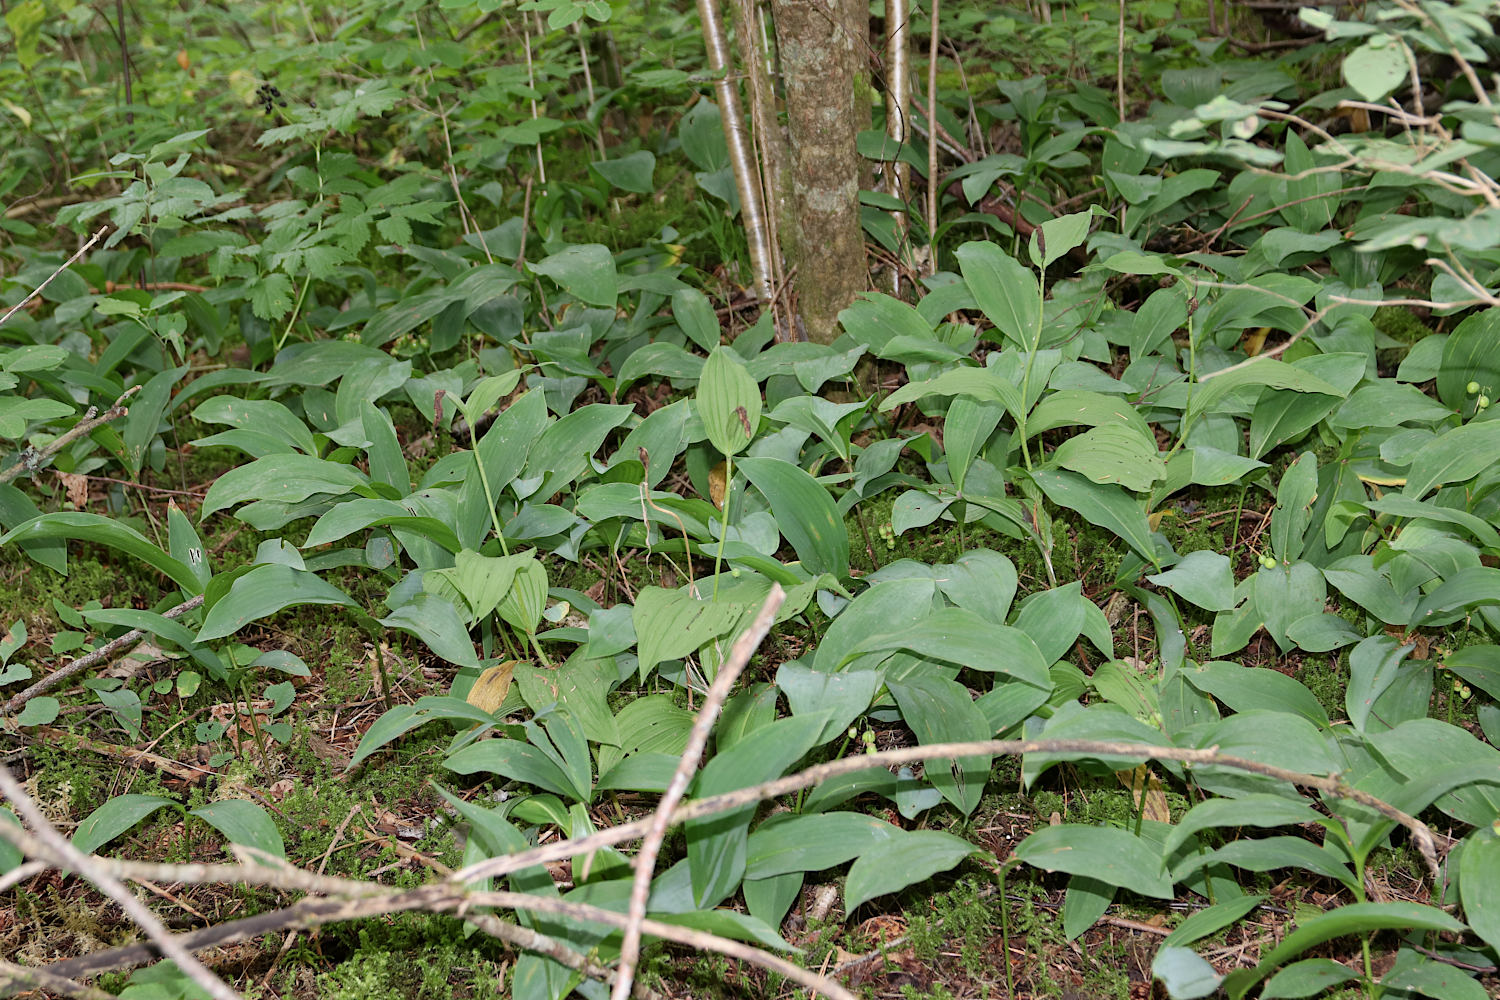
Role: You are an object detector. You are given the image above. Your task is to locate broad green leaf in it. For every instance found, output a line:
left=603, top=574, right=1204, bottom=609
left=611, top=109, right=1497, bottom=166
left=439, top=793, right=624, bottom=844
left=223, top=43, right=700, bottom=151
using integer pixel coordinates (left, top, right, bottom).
left=1050, top=423, right=1165, bottom=491
left=380, top=593, right=479, bottom=668
left=121, top=366, right=186, bottom=476
left=192, top=396, right=318, bottom=456
left=1, top=513, right=200, bottom=593
left=1012, top=825, right=1173, bottom=899
left=190, top=800, right=285, bottom=861
left=838, top=292, right=938, bottom=355
left=304, top=498, right=461, bottom=552
left=530, top=243, right=617, bottom=307
left=167, top=503, right=211, bottom=590
left=686, top=713, right=827, bottom=909
left=1062, top=875, right=1115, bottom=941
left=956, top=241, right=1039, bottom=347
left=1163, top=795, right=1323, bottom=858
left=1404, top=421, right=1500, bottom=498
left=879, top=365, right=1024, bottom=424
left=347, top=697, right=499, bottom=769
left=1343, top=36, right=1406, bottom=102
left=591, top=150, right=656, bottom=193
left=1162, top=895, right=1266, bottom=948
left=1148, top=551, right=1234, bottom=612
left=1152, top=946, right=1221, bottom=1000
left=424, top=549, right=528, bottom=623
left=745, top=812, right=902, bottom=879
left=197, top=564, right=357, bottom=641
left=672, top=287, right=721, bottom=353
left=697, top=347, right=761, bottom=457
left=651, top=909, right=796, bottom=952
left=1458, top=830, right=1500, bottom=953
left=1032, top=469, right=1157, bottom=563
left=775, top=663, right=880, bottom=745
left=361, top=402, right=409, bottom=493
left=632, top=586, right=748, bottom=674
left=887, top=673, right=990, bottom=815
left=1436, top=308, right=1500, bottom=411
left=844, top=829, right=981, bottom=911
left=73, top=795, right=177, bottom=855
left=1029, top=209, right=1095, bottom=269
left=1346, top=635, right=1410, bottom=733
left=82, top=607, right=198, bottom=650
left=14, top=696, right=59, bottom=726
left=445, top=737, right=578, bottom=799
left=496, top=555, right=548, bottom=636
left=853, top=608, right=1050, bottom=687
left=737, top=457, right=849, bottom=575
left=1223, top=902, right=1463, bottom=999
left=1260, top=959, right=1358, bottom=999
left=1184, top=359, right=1341, bottom=427
left=200, top=454, right=368, bottom=518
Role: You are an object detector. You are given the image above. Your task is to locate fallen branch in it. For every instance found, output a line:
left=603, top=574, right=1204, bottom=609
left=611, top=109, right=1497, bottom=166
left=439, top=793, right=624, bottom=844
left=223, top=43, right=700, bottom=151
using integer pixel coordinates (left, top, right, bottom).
left=0, top=592, right=204, bottom=719
left=0, top=226, right=109, bottom=328
left=0, top=763, right=241, bottom=1000
left=0, top=385, right=140, bottom=486
left=613, top=584, right=785, bottom=1000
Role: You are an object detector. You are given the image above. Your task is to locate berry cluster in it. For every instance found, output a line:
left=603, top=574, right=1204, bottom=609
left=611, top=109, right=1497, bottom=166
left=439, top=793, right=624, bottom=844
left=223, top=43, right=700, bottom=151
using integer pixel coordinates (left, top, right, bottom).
left=256, top=83, right=287, bottom=115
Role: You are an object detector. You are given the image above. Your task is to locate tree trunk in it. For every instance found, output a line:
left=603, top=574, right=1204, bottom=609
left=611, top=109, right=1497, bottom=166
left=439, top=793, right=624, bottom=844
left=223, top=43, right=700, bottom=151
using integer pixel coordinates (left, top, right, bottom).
left=768, top=0, right=868, bottom=345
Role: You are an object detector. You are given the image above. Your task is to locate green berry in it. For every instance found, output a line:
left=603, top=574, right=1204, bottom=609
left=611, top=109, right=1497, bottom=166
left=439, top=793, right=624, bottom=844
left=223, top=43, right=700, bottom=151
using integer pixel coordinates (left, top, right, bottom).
left=1467, top=381, right=1481, bottom=394
left=1480, top=395, right=1491, bottom=410
left=1261, top=555, right=1277, bottom=569
left=847, top=726, right=858, bottom=739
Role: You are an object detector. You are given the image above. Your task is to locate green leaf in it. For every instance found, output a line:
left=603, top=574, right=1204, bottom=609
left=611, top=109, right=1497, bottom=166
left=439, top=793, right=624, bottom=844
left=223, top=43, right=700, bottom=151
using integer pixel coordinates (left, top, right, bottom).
left=72, top=795, right=177, bottom=855
left=844, top=829, right=981, bottom=912
left=1224, top=902, right=1463, bottom=999
left=696, top=347, right=761, bottom=457
left=1162, top=895, right=1266, bottom=949
left=303, top=498, right=461, bottom=552
left=191, top=398, right=317, bottom=457
left=0, top=513, right=201, bottom=593
left=380, top=593, right=479, bottom=668
left=347, top=697, right=498, bottom=769
left=853, top=608, right=1050, bottom=687
left=591, top=150, right=656, bottom=194
left=745, top=812, right=902, bottom=879
left=1343, top=36, right=1406, bottom=102
left=14, top=696, right=59, bottom=726
left=955, top=241, right=1039, bottom=348
left=197, top=564, right=357, bottom=641
left=200, top=454, right=368, bottom=518
left=1184, top=358, right=1341, bottom=427
left=1148, top=551, right=1234, bottom=612
left=1152, top=946, right=1221, bottom=1000
left=633, top=587, right=748, bottom=674
left=1031, top=469, right=1157, bottom=564
left=531, top=243, right=617, bottom=307
left=686, top=713, right=828, bottom=909
left=1404, top=420, right=1500, bottom=498
left=1050, top=423, right=1165, bottom=491
left=1012, top=825, right=1173, bottom=899
left=1164, top=795, right=1323, bottom=858
left=190, top=800, right=285, bottom=861
left=1436, top=308, right=1500, bottom=411
left=672, top=287, right=721, bottom=353
left=1260, top=959, right=1358, bottom=999
left=121, top=366, right=186, bottom=476
left=737, top=457, right=850, bottom=576
left=879, top=365, right=1024, bottom=424
left=445, top=736, right=579, bottom=799
left=886, top=673, right=991, bottom=815
left=1346, top=635, right=1411, bottom=733
left=1458, top=829, right=1500, bottom=953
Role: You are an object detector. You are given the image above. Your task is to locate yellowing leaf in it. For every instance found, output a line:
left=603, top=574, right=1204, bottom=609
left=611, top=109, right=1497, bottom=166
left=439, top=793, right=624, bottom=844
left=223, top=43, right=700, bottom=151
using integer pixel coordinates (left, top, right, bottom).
left=0, top=98, right=32, bottom=128
left=1116, top=765, right=1171, bottom=824
left=708, top=461, right=728, bottom=509
left=465, top=659, right=518, bottom=714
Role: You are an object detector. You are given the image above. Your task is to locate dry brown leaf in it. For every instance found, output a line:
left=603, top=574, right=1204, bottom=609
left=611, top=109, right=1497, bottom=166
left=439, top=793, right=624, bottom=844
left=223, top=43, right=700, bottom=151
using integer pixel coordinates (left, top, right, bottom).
left=57, top=471, right=88, bottom=509
left=1116, top=764, right=1172, bottom=824
left=708, top=460, right=728, bottom=509
left=466, top=659, right=518, bottom=714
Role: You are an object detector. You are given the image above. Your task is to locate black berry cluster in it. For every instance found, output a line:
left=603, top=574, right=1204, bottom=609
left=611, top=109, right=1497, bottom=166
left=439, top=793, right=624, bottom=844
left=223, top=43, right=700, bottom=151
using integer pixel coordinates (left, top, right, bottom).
left=256, top=83, right=287, bottom=115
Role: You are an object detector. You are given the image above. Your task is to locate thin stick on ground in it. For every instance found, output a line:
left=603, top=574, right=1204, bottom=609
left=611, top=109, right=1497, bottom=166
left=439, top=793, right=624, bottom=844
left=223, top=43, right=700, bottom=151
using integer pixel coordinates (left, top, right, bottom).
left=0, top=385, right=140, bottom=486
left=0, top=763, right=242, bottom=1000
left=0, top=226, right=108, bottom=328
left=0, top=593, right=204, bottom=718
left=611, top=584, right=786, bottom=1000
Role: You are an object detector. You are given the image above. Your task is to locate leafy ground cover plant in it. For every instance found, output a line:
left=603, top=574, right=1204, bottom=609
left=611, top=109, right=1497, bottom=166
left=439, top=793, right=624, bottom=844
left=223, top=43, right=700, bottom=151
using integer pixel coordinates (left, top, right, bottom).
left=3, top=1, right=1500, bottom=999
